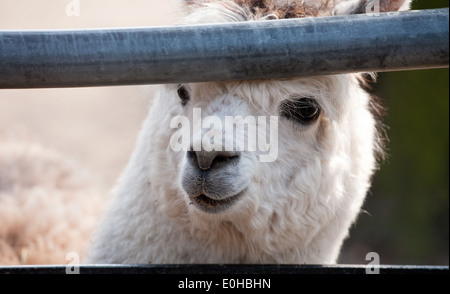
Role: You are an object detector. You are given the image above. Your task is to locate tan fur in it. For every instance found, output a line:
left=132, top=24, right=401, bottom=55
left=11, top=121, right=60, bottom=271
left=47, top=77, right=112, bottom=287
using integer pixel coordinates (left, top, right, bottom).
left=186, top=0, right=337, bottom=19
left=0, top=138, right=106, bottom=265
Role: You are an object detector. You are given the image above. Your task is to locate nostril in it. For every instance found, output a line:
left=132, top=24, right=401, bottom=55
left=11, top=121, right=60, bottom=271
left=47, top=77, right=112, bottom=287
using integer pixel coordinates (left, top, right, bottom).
left=214, top=154, right=240, bottom=164
left=187, top=150, right=197, bottom=160
left=214, top=155, right=229, bottom=164
left=187, top=149, right=240, bottom=171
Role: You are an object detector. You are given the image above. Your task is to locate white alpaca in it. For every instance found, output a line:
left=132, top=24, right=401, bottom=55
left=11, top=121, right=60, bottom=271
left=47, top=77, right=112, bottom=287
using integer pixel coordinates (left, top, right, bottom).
left=87, top=0, right=411, bottom=264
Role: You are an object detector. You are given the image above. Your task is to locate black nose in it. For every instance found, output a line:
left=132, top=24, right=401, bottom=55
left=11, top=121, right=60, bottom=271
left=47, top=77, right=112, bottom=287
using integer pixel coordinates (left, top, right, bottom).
left=187, top=149, right=241, bottom=171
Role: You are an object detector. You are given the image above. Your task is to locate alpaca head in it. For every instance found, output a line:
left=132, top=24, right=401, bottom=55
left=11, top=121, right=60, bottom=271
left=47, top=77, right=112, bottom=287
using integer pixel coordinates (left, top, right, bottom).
left=143, top=0, right=411, bottom=262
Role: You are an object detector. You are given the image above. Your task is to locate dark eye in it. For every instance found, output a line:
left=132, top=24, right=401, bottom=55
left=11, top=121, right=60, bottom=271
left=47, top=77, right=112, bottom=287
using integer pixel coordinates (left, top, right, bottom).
left=177, top=85, right=190, bottom=106
left=280, top=97, right=321, bottom=125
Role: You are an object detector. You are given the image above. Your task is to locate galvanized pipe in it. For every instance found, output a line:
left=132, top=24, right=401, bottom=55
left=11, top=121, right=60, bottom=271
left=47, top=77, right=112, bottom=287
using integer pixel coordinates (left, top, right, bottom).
left=0, top=8, right=448, bottom=89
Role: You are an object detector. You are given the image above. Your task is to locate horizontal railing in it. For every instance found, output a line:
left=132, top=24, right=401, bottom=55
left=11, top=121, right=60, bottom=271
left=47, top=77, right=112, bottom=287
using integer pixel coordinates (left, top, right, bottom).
left=0, top=264, right=448, bottom=274
left=0, top=8, right=448, bottom=89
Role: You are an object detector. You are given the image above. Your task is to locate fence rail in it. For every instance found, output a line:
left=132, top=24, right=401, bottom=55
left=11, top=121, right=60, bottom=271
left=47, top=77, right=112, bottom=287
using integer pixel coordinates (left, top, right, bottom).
left=0, top=264, right=448, bottom=274
left=0, top=8, right=448, bottom=89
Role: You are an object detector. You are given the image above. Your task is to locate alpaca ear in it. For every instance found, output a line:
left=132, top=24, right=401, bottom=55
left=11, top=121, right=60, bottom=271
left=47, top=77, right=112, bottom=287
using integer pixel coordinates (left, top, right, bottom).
left=334, top=0, right=412, bottom=15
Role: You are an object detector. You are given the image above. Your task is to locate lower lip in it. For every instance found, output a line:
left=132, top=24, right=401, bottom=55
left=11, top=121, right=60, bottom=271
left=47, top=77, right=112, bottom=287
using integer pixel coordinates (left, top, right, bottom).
left=190, top=190, right=245, bottom=214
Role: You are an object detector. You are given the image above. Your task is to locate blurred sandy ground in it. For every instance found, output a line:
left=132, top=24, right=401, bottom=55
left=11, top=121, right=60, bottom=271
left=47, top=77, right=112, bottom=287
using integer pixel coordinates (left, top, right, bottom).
left=0, top=0, right=181, bottom=187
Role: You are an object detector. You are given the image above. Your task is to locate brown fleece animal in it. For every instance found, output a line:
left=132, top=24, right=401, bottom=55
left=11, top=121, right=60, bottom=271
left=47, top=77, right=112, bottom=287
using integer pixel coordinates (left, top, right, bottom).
left=0, top=138, right=106, bottom=265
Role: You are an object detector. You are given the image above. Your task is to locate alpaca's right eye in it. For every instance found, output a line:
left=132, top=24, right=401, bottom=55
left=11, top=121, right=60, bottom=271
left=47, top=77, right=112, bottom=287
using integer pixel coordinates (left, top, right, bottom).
left=177, top=85, right=190, bottom=106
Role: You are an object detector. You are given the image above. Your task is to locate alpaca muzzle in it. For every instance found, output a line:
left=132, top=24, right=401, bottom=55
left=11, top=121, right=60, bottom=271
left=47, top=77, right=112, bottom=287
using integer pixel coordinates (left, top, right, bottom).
left=181, top=147, right=247, bottom=213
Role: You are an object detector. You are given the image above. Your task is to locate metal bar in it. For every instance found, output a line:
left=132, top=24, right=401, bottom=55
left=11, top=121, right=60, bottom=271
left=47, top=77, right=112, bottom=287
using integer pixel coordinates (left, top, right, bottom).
left=0, top=264, right=448, bottom=274
left=0, top=8, right=448, bottom=89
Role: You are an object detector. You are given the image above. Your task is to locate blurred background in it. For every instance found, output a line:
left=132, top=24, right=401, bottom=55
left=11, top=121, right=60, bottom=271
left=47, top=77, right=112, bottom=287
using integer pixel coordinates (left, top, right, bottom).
left=0, top=0, right=448, bottom=265
left=340, top=0, right=449, bottom=266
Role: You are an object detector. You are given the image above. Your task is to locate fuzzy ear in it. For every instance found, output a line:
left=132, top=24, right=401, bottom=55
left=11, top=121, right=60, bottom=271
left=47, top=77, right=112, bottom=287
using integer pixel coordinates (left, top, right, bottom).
left=334, top=0, right=412, bottom=15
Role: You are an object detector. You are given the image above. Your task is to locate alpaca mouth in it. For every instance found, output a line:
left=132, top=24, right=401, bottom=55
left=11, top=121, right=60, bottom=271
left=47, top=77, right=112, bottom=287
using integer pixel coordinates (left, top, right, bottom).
left=190, top=190, right=246, bottom=213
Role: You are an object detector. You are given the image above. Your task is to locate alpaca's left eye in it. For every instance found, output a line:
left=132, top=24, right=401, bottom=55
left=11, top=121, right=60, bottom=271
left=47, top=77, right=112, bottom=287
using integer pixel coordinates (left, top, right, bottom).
left=280, top=97, right=321, bottom=125
left=177, top=85, right=190, bottom=106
